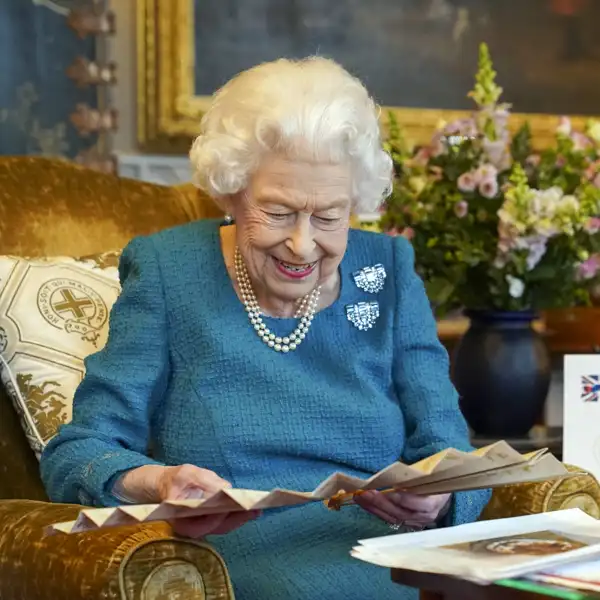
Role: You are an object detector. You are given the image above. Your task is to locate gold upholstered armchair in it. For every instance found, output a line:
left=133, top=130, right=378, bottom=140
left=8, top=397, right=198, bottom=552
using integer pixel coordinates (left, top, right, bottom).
left=0, top=157, right=599, bottom=600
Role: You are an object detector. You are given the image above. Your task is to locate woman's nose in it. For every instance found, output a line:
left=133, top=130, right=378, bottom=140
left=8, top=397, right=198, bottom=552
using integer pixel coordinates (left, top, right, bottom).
left=286, top=219, right=316, bottom=259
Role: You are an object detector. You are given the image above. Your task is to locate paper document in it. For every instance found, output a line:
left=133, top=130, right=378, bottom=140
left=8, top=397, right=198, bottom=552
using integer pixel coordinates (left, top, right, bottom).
left=352, top=509, right=600, bottom=585
left=528, top=557, right=600, bottom=593
left=47, top=441, right=571, bottom=535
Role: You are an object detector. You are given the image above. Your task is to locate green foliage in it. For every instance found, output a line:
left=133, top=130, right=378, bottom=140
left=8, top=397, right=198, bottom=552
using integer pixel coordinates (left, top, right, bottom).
left=468, top=43, right=503, bottom=108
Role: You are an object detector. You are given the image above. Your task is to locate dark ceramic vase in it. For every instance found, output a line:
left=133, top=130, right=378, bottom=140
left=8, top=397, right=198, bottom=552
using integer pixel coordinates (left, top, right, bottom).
left=452, top=310, right=551, bottom=438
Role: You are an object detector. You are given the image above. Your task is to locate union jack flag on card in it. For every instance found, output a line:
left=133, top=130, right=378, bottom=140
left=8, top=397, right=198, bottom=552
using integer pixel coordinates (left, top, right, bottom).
left=581, top=375, right=600, bottom=402
left=564, top=355, right=600, bottom=482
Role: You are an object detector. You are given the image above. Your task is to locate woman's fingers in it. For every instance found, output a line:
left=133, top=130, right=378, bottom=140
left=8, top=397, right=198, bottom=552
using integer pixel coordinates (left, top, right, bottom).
left=171, top=510, right=261, bottom=538
left=355, top=491, right=417, bottom=524
left=355, top=491, right=449, bottom=525
left=389, top=492, right=447, bottom=513
left=160, top=464, right=232, bottom=500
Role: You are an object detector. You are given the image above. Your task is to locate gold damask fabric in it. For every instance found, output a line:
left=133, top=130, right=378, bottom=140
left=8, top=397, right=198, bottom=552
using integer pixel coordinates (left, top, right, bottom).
left=0, top=500, right=233, bottom=600
left=0, top=156, right=222, bottom=257
left=482, top=464, right=600, bottom=520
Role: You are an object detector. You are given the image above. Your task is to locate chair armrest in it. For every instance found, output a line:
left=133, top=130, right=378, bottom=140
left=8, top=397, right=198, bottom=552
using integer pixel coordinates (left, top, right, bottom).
left=481, top=464, right=600, bottom=520
left=0, top=499, right=234, bottom=600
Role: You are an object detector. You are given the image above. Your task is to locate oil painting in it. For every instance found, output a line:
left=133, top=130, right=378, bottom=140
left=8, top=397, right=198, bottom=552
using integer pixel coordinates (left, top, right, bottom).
left=193, top=0, right=600, bottom=116
left=138, top=0, right=600, bottom=151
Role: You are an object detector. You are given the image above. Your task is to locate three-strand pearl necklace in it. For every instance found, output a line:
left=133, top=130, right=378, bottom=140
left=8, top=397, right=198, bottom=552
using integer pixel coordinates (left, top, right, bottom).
left=234, top=247, right=321, bottom=353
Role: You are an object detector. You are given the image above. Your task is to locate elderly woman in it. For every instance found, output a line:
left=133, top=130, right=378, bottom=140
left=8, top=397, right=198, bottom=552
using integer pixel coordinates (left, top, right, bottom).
left=40, top=57, right=489, bottom=599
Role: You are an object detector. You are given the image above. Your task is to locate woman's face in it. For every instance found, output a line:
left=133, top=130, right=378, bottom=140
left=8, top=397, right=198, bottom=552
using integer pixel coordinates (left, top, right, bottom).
left=229, top=154, right=353, bottom=306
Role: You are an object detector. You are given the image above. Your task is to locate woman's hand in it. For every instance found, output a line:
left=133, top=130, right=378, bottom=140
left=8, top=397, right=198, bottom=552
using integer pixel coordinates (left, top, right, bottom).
left=354, top=490, right=451, bottom=528
left=118, top=464, right=260, bottom=538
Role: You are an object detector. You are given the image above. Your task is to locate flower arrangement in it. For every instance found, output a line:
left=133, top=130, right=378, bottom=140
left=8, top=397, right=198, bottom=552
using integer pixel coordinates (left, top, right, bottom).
left=380, top=43, right=600, bottom=316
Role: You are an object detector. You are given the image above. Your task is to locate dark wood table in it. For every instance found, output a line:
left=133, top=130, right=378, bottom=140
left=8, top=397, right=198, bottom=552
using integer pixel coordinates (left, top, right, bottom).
left=392, top=568, right=600, bottom=600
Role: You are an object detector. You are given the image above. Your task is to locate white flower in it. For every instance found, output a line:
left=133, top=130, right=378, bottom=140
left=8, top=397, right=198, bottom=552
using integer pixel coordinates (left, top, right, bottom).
left=557, top=116, right=572, bottom=137
left=476, top=163, right=498, bottom=181
left=506, top=275, right=525, bottom=299
left=558, top=194, right=580, bottom=213
left=526, top=238, right=548, bottom=271
left=540, top=186, right=564, bottom=205
left=493, top=255, right=508, bottom=269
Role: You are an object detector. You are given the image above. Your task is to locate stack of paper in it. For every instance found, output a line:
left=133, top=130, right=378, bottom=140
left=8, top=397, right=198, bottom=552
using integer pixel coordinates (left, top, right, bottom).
left=352, top=509, right=600, bottom=584
left=528, top=558, right=600, bottom=593
left=48, top=441, right=571, bottom=535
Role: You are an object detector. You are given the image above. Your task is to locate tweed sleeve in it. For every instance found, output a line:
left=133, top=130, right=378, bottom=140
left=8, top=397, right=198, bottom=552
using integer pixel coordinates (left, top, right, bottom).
left=39, top=236, right=168, bottom=507
left=391, top=235, right=491, bottom=526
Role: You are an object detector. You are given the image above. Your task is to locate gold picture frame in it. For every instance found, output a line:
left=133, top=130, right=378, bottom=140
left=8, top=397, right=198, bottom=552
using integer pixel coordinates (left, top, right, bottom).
left=137, top=0, right=593, bottom=154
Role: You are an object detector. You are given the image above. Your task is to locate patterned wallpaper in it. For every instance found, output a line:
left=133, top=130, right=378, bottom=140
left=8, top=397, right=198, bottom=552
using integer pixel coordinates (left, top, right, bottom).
left=0, top=0, right=97, bottom=157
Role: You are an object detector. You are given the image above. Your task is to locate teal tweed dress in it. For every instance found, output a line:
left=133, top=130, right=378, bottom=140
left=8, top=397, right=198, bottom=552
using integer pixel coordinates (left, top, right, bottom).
left=40, top=219, right=490, bottom=599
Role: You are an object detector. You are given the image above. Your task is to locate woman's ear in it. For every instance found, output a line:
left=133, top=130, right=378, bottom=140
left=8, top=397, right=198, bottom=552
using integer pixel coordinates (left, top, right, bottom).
left=221, top=191, right=244, bottom=220
left=219, top=194, right=238, bottom=217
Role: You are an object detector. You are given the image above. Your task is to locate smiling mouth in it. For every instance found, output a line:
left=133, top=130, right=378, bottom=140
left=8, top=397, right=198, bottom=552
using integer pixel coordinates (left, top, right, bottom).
left=273, top=257, right=317, bottom=278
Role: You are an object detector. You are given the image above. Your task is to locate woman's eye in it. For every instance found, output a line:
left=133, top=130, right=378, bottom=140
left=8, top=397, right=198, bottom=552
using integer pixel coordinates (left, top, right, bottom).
left=316, top=216, right=340, bottom=224
left=266, top=212, right=289, bottom=220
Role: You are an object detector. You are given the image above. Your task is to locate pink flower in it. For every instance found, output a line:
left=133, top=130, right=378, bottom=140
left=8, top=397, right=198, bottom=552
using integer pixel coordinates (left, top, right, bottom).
left=585, top=217, right=600, bottom=234
left=479, top=177, right=499, bottom=199
left=555, top=155, right=567, bottom=168
left=578, top=255, right=600, bottom=280
left=443, top=118, right=477, bottom=138
left=571, top=132, right=593, bottom=151
left=585, top=160, right=600, bottom=180
left=594, top=173, right=600, bottom=189
left=482, top=138, right=512, bottom=171
left=411, top=147, right=431, bottom=167
left=429, top=133, right=446, bottom=157
left=457, top=171, right=478, bottom=193
left=454, top=200, right=469, bottom=218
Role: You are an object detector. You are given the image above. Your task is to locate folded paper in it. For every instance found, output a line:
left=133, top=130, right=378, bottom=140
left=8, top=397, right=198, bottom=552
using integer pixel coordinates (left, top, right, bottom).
left=47, top=441, right=572, bottom=536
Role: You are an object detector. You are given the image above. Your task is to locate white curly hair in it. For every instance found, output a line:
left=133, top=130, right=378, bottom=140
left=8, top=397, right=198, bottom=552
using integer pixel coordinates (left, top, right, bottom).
left=189, top=57, right=393, bottom=214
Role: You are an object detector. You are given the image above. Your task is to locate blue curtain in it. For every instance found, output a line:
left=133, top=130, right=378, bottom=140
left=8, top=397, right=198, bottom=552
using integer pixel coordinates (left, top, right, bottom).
left=0, top=0, right=97, bottom=157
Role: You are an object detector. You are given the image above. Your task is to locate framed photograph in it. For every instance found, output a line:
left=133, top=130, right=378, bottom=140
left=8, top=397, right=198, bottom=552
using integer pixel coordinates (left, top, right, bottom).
left=137, top=0, right=600, bottom=152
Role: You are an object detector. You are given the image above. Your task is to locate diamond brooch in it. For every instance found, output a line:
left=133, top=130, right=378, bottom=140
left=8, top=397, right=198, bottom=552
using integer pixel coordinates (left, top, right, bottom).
left=352, top=264, right=386, bottom=294
left=345, top=301, right=380, bottom=331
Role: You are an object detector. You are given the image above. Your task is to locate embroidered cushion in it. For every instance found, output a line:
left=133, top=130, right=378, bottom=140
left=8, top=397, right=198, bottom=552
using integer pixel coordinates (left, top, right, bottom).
left=0, top=251, right=121, bottom=458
